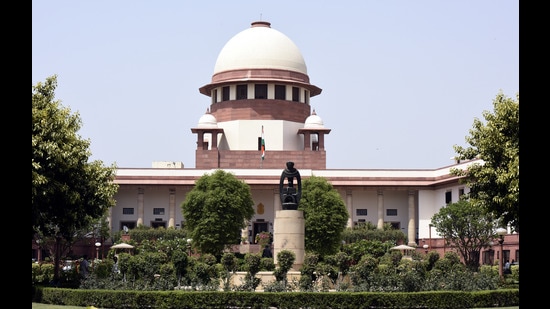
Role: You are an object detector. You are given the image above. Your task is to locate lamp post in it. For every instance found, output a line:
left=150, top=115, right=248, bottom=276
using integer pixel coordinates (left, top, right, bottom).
left=496, top=228, right=507, bottom=279
left=428, top=224, right=432, bottom=250
left=423, top=244, right=429, bottom=254
left=95, top=242, right=101, bottom=260
left=186, top=238, right=192, bottom=256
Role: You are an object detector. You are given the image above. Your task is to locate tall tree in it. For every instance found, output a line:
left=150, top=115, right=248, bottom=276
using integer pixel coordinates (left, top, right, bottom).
left=181, top=169, right=255, bottom=256
left=299, top=175, right=349, bottom=256
left=430, top=199, right=498, bottom=271
left=450, top=91, right=519, bottom=232
left=32, top=75, right=119, bottom=279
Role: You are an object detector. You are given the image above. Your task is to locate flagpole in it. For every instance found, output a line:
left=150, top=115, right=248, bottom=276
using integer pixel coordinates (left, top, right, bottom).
left=260, top=125, right=265, bottom=168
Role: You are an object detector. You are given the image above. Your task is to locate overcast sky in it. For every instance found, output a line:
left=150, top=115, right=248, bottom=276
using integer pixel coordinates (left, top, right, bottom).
left=32, top=1, right=519, bottom=169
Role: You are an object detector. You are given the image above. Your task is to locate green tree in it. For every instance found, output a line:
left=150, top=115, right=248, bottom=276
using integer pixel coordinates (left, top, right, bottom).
left=181, top=169, right=255, bottom=256
left=430, top=199, right=498, bottom=271
left=451, top=91, right=519, bottom=233
left=32, top=75, right=119, bottom=280
left=299, top=175, right=349, bottom=256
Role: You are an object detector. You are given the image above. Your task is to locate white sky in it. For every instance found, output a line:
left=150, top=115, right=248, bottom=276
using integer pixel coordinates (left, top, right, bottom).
left=32, top=0, right=519, bottom=169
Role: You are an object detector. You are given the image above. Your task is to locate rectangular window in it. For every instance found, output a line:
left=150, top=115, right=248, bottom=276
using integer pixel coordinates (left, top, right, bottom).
left=386, top=209, right=398, bottom=216
left=304, top=90, right=309, bottom=104
left=458, top=188, right=465, bottom=197
left=275, top=85, right=286, bottom=100
left=212, top=89, right=218, bottom=103
left=153, top=208, right=165, bottom=215
left=237, top=84, right=247, bottom=100
left=292, top=87, right=300, bottom=102
left=356, top=209, right=368, bottom=216
left=222, top=86, right=230, bottom=101
left=503, top=250, right=510, bottom=264
left=482, top=249, right=494, bottom=265
left=122, top=208, right=134, bottom=215
left=387, top=222, right=400, bottom=230
left=255, top=84, right=267, bottom=99
left=151, top=221, right=166, bottom=229
left=445, top=191, right=452, bottom=204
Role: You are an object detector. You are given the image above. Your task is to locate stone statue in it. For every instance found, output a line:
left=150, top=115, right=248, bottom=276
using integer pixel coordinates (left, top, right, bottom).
left=279, top=161, right=301, bottom=210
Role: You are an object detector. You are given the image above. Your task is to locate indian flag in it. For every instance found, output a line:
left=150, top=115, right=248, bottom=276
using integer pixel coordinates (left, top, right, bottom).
left=261, top=126, right=265, bottom=160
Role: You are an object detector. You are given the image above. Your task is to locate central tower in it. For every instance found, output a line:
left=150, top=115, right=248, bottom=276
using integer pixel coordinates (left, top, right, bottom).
left=192, top=21, right=330, bottom=169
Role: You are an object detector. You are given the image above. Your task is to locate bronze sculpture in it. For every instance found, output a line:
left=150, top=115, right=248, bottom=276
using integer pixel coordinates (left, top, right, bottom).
left=279, top=161, right=301, bottom=210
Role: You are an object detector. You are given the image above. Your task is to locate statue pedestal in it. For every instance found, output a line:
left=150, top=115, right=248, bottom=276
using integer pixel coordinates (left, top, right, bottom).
left=273, top=210, right=305, bottom=270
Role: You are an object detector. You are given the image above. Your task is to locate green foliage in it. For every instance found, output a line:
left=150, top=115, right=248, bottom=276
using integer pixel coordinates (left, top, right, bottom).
left=221, top=252, right=238, bottom=272
left=93, top=259, right=114, bottom=279
left=299, top=175, right=349, bottom=256
left=451, top=91, right=519, bottom=232
left=433, top=251, right=464, bottom=273
left=276, top=250, right=296, bottom=274
left=117, top=226, right=188, bottom=244
left=117, top=253, right=132, bottom=276
left=265, top=250, right=298, bottom=292
left=398, top=260, right=425, bottom=292
left=220, top=252, right=238, bottom=291
left=331, top=251, right=352, bottom=276
left=259, top=257, right=275, bottom=271
left=188, top=259, right=218, bottom=288
left=425, top=250, right=440, bottom=271
left=126, top=251, right=168, bottom=283
left=32, top=75, right=119, bottom=239
left=32, top=75, right=118, bottom=281
left=32, top=263, right=54, bottom=285
left=271, top=250, right=296, bottom=289
left=237, top=253, right=262, bottom=291
left=33, top=233, right=517, bottom=293
left=344, top=239, right=392, bottom=263
left=349, top=254, right=378, bottom=287
left=171, top=249, right=188, bottom=282
left=342, top=222, right=407, bottom=245
left=244, top=253, right=261, bottom=275
left=385, top=250, right=404, bottom=267
left=181, top=170, right=255, bottom=256
left=298, top=253, right=320, bottom=291
left=314, top=262, right=338, bottom=291
left=431, top=200, right=498, bottom=271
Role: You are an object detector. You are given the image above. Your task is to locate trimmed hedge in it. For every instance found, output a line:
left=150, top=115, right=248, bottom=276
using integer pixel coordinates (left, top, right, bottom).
left=32, top=286, right=519, bottom=309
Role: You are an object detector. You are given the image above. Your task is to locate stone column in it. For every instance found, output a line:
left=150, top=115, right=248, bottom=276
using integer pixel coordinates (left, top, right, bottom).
left=168, top=188, right=176, bottom=228
left=346, top=190, right=353, bottom=228
left=377, top=190, right=384, bottom=229
left=407, top=190, right=416, bottom=246
left=273, top=210, right=305, bottom=270
left=137, top=187, right=144, bottom=226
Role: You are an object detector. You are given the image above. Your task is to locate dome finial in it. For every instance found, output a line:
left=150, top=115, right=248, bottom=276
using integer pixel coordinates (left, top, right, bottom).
left=251, top=21, right=270, bottom=28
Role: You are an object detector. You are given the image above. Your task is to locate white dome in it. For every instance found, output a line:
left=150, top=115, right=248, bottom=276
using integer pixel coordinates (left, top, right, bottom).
left=304, top=110, right=324, bottom=128
left=197, top=109, right=218, bottom=128
left=213, top=21, right=307, bottom=75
